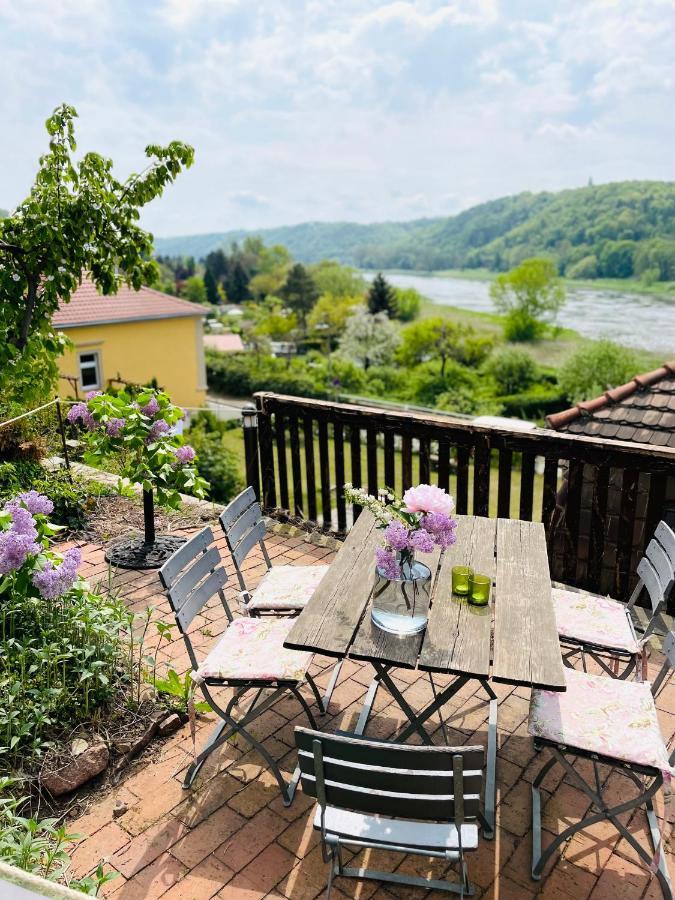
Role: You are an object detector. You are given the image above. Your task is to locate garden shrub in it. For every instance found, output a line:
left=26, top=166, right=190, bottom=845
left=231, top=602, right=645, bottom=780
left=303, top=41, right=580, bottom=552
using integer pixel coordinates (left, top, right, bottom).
left=486, top=348, right=538, bottom=395
left=0, top=491, right=130, bottom=762
left=206, top=351, right=329, bottom=400
left=185, top=413, right=243, bottom=503
left=498, top=385, right=568, bottom=420
left=558, top=339, right=640, bottom=402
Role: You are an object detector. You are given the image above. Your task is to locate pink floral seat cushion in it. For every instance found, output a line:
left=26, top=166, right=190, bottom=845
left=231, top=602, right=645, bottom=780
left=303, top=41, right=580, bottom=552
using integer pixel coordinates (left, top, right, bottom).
left=552, top=587, right=640, bottom=653
left=194, top=616, right=312, bottom=683
left=246, top=564, right=328, bottom=612
left=529, top=668, right=673, bottom=774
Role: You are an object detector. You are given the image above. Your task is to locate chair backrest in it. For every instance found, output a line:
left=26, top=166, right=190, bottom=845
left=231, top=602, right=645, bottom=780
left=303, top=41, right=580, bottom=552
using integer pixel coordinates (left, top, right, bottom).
left=159, top=527, right=232, bottom=667
left=295, top=727, right=484, bottom=824
left=219, top=487, right=270, bottom=590
left=629, top=521, right=675, bottom=616
left=651, top=625, right=675, bottom=696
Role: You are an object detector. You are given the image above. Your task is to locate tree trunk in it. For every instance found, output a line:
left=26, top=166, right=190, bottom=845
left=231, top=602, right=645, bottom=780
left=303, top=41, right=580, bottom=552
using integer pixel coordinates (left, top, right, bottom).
left=143, top=489, right=156, bottom=545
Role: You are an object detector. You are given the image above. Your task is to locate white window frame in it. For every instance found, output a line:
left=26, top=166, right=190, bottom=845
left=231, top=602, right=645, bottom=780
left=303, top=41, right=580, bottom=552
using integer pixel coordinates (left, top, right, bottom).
left=78, top=350, right=101, bottom=391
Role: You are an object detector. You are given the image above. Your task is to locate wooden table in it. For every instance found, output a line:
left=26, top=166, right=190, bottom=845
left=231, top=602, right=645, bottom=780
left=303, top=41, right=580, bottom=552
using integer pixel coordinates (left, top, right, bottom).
left=285, top=510, right=566, bottom=836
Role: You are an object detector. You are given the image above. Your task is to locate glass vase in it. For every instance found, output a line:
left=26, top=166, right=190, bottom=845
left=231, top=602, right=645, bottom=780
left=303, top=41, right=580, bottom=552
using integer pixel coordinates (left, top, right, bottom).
left=371, top=550, right=432, bottom=636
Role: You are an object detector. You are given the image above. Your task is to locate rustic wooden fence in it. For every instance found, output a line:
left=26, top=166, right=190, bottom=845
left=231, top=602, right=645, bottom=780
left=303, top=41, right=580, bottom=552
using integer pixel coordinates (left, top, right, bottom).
left=243, top=392, right=675, bottom=603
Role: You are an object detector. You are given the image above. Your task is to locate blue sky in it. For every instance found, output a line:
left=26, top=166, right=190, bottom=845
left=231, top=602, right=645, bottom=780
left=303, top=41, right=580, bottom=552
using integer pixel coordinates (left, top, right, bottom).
left=1, top=0, right=674, bottom=237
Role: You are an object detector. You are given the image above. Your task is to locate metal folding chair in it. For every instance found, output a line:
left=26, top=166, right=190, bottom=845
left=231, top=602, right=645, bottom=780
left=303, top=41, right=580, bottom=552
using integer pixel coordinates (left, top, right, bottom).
left=219, top=486, right=343, bottom=703
left=158, top=526, right=325, bottom=805
left=529, top=628, right=675, bottom=898
left=553, top=520, right=675, bottom=679
left=295, top=727, right=484, bottom=898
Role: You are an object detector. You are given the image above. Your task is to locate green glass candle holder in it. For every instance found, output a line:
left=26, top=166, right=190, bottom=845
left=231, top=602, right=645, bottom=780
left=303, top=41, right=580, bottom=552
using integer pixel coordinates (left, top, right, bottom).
left=451, top=566, right=473, bottom=596
left=469, top=573, right=491, bottom=606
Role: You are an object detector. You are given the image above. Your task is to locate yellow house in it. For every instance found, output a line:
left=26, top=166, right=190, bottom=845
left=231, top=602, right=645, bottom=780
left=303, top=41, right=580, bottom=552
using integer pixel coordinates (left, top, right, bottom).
left=54, top=277, right=208, bottom=408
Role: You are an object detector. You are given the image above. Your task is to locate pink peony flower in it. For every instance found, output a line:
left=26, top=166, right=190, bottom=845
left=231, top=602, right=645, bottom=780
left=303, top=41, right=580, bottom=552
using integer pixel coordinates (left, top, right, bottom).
left=402, top=484, right=454, bottom=517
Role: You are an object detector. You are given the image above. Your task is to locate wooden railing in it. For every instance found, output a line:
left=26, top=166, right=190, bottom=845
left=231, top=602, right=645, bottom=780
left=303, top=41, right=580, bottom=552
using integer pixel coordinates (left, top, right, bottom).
left=244, top=392, right=675, bottom=603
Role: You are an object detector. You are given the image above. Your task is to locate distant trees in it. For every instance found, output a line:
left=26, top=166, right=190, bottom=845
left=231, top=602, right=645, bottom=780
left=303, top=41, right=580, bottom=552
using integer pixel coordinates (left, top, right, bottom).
left=485, top=348, right=537, bottom=394
left=203, top=269, right=220, bottom=304
left=392, top=287, right=422, bottom=321
left=340, top=309, right=400, bottom=370
left=184, top=275, right=207, bottom=304
left=280, top=263, right=319, bottom=330
left=367, top=273, right=396, bottom=315
left=490, top=258, right=565, bottom=341
left=398, top=319, right=492, bottom=375
left=310, top=261, right=366, bottom=298
left=558, top=340, right=640, bottom=402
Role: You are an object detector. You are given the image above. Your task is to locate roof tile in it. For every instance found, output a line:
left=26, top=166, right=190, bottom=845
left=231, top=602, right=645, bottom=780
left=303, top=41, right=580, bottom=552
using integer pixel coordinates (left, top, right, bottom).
left=53, top=276, right=207, bottom=328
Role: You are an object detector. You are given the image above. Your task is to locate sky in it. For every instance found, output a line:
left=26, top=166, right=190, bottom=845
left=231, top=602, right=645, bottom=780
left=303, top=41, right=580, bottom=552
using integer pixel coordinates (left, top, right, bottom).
left=1, top=0, right=675, bottom=237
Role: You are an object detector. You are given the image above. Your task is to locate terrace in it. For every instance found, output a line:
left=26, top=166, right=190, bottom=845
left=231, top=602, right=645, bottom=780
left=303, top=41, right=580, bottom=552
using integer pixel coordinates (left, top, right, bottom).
left=2, top=392, right=675, bottom=899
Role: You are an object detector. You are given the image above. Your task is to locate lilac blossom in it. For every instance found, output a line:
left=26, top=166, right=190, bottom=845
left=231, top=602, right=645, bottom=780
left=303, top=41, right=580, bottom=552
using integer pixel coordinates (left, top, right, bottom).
left=85, top=390, right=102, bottom=400
left=375, top=547, right=402, bottom=580
left=410, top=528, right=435, bottom=554
left=140, top=396, right=160, bottom=417
left=0, top=503, right=39, bottom=574
left=383, top=520, right=410, bottom=552
left=13, top=491, right=53, bottom=517
left=434, top=527, right=457, bottom=549
left=105, top=417, right=126, bottom=437
left=66, top=402, right=95, bottom=430
left=420, top=511, right=456, bottom=535
left=31, top=547, right=81, bottom=599
left=4, top=503, right=38, bottom=538
left=146, top=419, right=170, bottom=443
left=174, top=444, right=196, bottom=465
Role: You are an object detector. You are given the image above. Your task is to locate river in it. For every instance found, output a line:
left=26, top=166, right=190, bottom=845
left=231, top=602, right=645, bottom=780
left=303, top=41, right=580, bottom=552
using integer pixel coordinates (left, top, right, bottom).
left=372, top=272, right=675, bottom=355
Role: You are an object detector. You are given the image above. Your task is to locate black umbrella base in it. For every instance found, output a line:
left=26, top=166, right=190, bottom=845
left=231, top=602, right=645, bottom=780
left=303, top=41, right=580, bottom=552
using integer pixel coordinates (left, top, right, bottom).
left=105, top=535, right=187, bottom=570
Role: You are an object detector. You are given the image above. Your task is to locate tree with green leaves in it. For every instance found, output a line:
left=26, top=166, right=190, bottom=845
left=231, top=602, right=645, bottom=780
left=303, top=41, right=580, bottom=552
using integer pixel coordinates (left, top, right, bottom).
left=203, top=268, right=220, bottom=304
left=489, top=258, right=565, bottom=341
left=225, top=259, right=250, bottom=303
left=310, top=261, right=366, bottom=299
left=558, top=339, right=640, bottom=402
left=183, top=275, right=207, bottom=304
left=280, top=263, right=319, bottom=330
left=398, top=318, right=493, bottom=375
left=392, top=286, right=421, bottom=321
left=367, top=272, right=396, bottom=315
left=0, top=104, right=193, bottom=407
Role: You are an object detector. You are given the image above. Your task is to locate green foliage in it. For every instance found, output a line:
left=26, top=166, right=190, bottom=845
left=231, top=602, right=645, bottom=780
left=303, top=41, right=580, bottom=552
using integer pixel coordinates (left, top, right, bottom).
left=206, top=351, right=330, bottom=399
left=486, top=348, right=538, bottom=395
left=0, top=462, right=112, bottom=531
left=154, top=669, right=210, bottom=715
left=307, top=294, right=363, bottom=339
left=185, top=413, right=243, bottom=503
left=392, top=286, right=421, bottom=321
left=183, top=275, right=207, bottom=304
left=0, top=104, right=193, bottom=408
left=398, top=318, right=493, bottom=375
left=598, top=240, right=636, bottom=278
left=309, top=261, right=366, bottom=298
left=77, top=389, right=208, bottom=508
left=566, top=254, right=598, bottom=279
left=156, top=181, right=675, bottom=277
left=490, top=258, right=565, bottom=341
left=339, top=308, right=400, bottom=370
left=203, top=269, right=219, bottom=304
left=558, top=339, right=641, bottom=403
left=0, top=779, right=114, bottom=894
left=498, top=384, right=568, bottom=420
left=367, top=273, right=396, bottom=315
left=280, top=263, right=319, bottom=329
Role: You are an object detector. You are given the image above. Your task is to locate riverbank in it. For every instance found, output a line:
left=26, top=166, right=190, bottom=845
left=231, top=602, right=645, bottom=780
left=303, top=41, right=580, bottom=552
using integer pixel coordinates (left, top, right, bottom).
left=413, top=267, right=675, bottom=299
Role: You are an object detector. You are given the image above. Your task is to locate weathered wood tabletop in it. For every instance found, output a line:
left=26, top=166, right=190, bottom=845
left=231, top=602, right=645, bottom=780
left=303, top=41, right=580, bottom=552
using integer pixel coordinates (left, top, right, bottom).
left=285, top=509, right=566, bottom=691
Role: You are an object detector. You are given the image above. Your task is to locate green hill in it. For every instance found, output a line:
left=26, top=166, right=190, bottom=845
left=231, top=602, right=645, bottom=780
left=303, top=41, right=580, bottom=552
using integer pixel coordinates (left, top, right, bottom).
left=155, top=181, right=675, bottom=280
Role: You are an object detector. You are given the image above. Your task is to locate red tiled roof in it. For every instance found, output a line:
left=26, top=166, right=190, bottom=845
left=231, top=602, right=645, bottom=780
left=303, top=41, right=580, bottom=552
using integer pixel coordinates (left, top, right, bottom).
left=546, top=361, right=675, bottom=448
left=53, top=277, right=207, bottom=328
left=204, top=333, right=245, bottom=353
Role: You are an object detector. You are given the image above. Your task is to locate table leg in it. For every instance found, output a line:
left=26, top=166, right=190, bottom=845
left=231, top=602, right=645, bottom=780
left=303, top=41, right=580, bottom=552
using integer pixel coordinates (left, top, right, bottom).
left=373, top=662, right=434, bottom=745
left=355, top=675, right=380, bottom=735
left=394, top=675, right=470, bottom=744
left=480, top=678, right=498, bottom=840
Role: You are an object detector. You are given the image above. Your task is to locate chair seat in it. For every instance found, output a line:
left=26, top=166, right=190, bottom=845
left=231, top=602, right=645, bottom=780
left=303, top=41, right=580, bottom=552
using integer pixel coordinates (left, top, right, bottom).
left=246, top=564, right=328, bottom=612
left=552, top=587, right=640, bottom=653
left=195, top=617, right=311, bottom=683
left=529, top=668, right=673, bottom=774
left=313, top=806, right=478, bottom=852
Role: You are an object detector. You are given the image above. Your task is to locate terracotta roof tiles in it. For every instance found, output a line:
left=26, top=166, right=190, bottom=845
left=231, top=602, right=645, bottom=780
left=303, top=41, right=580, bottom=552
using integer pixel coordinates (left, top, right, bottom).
left=53, top=277, right=207, bottom=328
left=546, top=361, right=675, bottom=449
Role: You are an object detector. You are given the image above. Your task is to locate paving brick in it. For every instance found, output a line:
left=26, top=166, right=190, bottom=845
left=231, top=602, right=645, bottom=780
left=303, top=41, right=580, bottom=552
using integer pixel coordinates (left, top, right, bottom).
left=214, top=808, right=287, bottom=872
left=112, top=816, right=189, bottom=878
left=71, top=822, right=131, bottom=877
left=171, top=804, right=245, bottom=868
left=109, top=852, right=187, bottom=899
left=589, top=852, right=651, bottom=898
left=237, top=841, right=296, bottom=894
left=162, top=854, right=234, bottom=899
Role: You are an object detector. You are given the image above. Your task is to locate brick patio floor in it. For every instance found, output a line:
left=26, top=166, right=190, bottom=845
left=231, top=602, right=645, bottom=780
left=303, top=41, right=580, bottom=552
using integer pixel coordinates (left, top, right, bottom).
left=64, top=527, right=674, bottom=899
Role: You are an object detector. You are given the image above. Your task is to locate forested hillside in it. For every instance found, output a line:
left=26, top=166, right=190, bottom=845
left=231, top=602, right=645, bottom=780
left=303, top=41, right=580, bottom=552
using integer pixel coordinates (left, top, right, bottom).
left=155, top=181, right=675, bottom=280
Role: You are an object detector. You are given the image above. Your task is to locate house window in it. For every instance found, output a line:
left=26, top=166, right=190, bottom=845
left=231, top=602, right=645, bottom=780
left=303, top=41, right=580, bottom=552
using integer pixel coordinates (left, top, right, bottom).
left=78, top=352, right=101, bottom=390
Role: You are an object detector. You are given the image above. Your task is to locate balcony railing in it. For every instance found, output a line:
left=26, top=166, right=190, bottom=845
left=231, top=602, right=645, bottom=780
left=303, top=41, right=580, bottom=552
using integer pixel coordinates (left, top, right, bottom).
left=243, top=392, right=675, bottom=604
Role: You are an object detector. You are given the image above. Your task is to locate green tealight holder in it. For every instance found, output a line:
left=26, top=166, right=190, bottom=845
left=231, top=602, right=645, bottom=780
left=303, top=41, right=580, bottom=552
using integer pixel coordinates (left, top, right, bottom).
left=451, top=566, right=473, bottom=596
left=468, top=573, right=491, bottom=606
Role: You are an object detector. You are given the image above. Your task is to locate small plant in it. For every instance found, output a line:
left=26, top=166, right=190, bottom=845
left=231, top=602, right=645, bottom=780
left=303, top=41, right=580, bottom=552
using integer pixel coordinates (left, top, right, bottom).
left=0, top=778, right=114, bottom=895
left=154, top=668, right=210, bottom=715
left=68, top=389, right=208, bottom=545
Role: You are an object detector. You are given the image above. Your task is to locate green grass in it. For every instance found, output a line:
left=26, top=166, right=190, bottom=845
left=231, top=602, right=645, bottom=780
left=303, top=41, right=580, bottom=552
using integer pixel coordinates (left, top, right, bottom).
left=220, top=426, right=544, bottom=524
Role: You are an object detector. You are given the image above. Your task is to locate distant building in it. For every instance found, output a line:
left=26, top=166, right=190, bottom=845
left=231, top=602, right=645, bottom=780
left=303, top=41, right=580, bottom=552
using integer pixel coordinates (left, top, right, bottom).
left=54, top=277, right=208, bottom=407
left=204, top=333, right=245, bottom=353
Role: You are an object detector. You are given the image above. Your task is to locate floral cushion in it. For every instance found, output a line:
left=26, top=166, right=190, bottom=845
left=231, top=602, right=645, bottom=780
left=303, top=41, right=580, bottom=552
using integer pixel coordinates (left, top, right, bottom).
left=529, top=668, right=673, bottom=775
left=194, top=616, right=311, bottom=683
left=552, top=587, right=640, bottom=653
left=246, top=564, right=328, bottom=611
